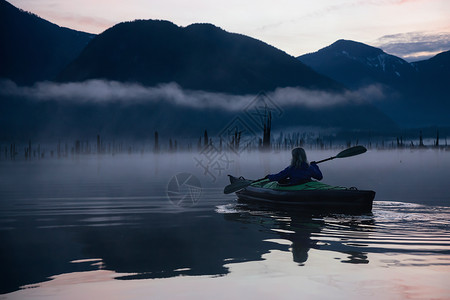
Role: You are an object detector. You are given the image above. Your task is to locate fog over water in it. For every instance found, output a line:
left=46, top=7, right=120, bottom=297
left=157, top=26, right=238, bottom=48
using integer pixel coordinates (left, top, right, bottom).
left=1, top=149, right=449, bottom=205
left=0, top=79, right=385, bottom=109
left=0, top=149, right=449, bottom=298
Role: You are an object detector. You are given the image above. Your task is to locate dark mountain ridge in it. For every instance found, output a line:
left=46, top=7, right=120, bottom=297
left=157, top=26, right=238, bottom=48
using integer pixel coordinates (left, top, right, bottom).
left=412, top=50, right=450, bottom=103
left=0, top=0, right=94, bottom=84
left=0, top=2, right=402, bottom=139
left=58, top=19, right=342, bottom=94
left=298, top=40, right=450, bottom=126
left=298, top=39, right=417, bottom=89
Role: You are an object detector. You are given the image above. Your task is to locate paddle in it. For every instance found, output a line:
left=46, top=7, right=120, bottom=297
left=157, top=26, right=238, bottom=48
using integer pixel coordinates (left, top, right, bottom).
left=313, top=145, right=367, bottom=164
left=223, top=176, right=266, bottom=194
left=223, top=146, right=367, bottom=194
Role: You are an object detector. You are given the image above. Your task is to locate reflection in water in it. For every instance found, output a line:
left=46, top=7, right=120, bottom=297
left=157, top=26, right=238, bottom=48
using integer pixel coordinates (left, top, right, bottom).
left=219, top=200, right=450, bottom=267
left=76, top=209, right=280, bottom=281
left=0, top=190, right=284, bottom=293
left=1, top=194, right=450, bottom=295
left=220, top=203, right=374, bottom=265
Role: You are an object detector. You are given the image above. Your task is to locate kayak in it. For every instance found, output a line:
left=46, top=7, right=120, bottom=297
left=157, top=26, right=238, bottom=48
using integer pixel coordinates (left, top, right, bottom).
left=229, top=175, right=375, bottom=213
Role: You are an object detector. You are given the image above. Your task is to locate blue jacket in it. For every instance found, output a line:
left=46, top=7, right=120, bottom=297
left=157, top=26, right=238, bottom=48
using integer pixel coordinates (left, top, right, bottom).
left=267, top=162, right=323, bottom=185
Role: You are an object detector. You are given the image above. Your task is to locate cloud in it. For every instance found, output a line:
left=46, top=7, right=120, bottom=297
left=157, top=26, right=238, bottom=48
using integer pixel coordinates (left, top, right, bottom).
left=0, top=79, right=386, bottom=110
left=373, top=31, right=450, bottom=61
left=270, top=84, right=385, bottom=108
left=0, top=80, right=251, bottom=110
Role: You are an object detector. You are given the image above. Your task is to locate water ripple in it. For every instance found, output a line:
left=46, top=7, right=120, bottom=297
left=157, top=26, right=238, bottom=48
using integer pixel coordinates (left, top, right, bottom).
left=217, top=200, right=450, bottom=265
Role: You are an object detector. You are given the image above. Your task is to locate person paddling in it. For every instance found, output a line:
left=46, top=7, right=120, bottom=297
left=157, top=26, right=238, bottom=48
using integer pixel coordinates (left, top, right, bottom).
left=265, top=147, right=323, bottom=185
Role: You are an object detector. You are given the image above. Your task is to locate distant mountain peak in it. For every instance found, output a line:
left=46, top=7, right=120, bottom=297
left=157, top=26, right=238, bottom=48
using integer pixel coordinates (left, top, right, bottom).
left=324, top=39, right=384, bottom=56
left=298, top=39, right=414, bottom=88
left=186, top=22, right=222, bottom=30
left=58, top=19, right=341, bottom=94
left=330, top=39, right=380, bottom=48
left=298, top=40, right=450, bottom=126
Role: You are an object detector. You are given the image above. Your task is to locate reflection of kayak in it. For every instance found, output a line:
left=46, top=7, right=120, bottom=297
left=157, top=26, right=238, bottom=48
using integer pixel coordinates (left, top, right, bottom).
left=229, top=175, right=375, bottom=213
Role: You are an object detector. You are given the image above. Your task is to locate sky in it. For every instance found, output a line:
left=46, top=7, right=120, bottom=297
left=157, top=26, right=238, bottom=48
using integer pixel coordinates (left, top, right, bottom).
left=9, top=0, right=450, bottom=61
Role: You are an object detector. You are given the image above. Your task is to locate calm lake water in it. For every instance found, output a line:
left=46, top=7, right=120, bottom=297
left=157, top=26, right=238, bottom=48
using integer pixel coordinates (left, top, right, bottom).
left=1, top=149, right=449, bottom=299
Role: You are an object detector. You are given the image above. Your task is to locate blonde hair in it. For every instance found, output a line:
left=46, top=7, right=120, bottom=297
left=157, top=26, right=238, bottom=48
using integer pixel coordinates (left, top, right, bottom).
left=290, top=147, right=308, bottom=168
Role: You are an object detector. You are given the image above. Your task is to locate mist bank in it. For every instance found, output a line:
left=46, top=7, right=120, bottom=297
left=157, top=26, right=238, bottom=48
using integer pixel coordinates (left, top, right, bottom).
left=0, top=79, right=397, bottom=141
left=0, top=80, right=386, bottom=109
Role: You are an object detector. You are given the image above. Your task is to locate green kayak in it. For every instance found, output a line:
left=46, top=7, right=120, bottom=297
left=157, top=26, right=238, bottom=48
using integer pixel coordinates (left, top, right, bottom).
left=229, top=175, right=375, bottom=213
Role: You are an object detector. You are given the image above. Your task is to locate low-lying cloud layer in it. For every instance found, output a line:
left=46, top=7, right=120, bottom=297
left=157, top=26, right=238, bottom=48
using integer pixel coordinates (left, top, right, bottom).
left=0, top=79, right=386, bottom=110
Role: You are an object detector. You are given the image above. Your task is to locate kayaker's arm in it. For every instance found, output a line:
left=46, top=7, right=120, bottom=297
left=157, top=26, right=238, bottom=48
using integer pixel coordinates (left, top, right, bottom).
left=309, top=162, right=323, bottom=181
left=267, top=166, right=291, bottom=182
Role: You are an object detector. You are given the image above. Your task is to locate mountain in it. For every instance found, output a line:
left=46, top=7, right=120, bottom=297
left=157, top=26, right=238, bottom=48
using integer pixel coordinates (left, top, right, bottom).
left=298, top=40, right=450, bottom=126
left=412, top=50, right=450, bottom=106
left=414, top=49, right=450, bottom=75
left=0, top=0, right=94, bottom=84
left=298, top=39, right=416, bottom=89
left=0, top=14, right=398, bottom=140
left=58, top=20, right=341, bottom=94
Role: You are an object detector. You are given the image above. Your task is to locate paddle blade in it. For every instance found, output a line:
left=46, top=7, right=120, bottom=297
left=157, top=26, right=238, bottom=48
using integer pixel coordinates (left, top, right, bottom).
left=336, top=146, right=367, bottom=158
left=224, top=179, right=253, bottom=194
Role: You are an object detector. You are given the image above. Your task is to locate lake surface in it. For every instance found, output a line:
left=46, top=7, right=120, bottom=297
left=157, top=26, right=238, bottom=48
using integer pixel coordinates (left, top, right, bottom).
left=1, top=149, right=449, bottom=299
